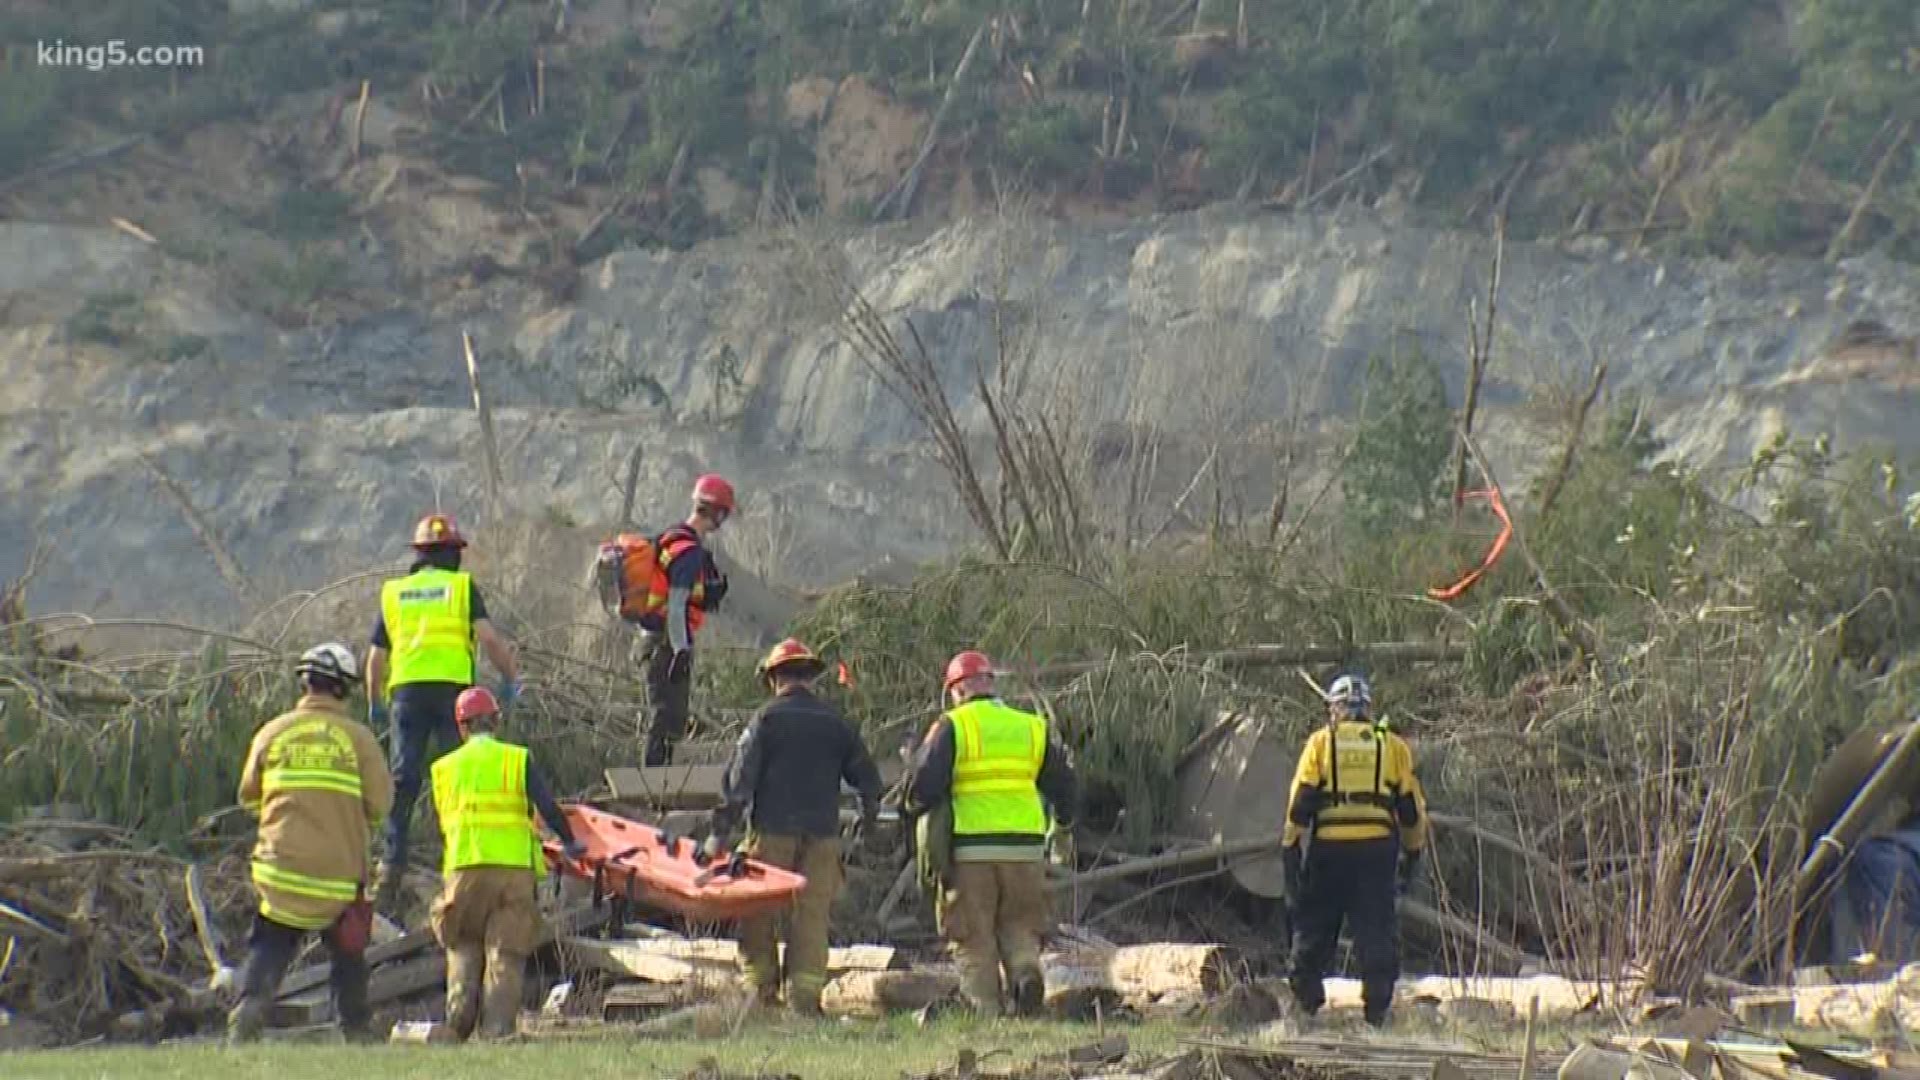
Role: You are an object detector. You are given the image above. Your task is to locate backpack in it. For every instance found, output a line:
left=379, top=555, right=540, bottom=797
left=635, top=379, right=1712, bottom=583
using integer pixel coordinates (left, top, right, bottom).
left=594, top=532, right=662, bottom=621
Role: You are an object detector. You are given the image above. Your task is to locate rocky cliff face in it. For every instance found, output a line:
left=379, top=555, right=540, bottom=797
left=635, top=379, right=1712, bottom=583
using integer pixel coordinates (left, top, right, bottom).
left=3, top=206, right=1916, bottom=630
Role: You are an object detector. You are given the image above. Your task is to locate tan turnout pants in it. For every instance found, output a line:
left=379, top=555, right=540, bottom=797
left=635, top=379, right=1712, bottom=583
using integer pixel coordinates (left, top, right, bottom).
left=942, top=860, right=1049, bottom=1017
left=431, top=866, right=540, bottom=1040
left=736, top=832, right=843, bottom=1013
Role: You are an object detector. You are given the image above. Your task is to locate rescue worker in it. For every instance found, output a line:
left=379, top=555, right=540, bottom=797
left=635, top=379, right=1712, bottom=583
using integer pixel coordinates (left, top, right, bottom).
left=639, top=474, right=734, bottom=767
left=230, top=643, right=394, bottom=1044
left=365, top=512, right=523, bottom=921
left=1281, top=674, right=1428, bottom=1028
left=704, top=638, right=884, bottom=1015
left=429, top=686, right=586, bottom=1041
left=907, top=650, right=1077, bottom=1018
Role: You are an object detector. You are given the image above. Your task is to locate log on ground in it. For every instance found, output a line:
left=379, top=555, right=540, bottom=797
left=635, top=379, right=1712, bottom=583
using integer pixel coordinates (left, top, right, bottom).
left=820, top=969, right=962, bottom=1017
left=1044, top=942, right=1238, bottom=1002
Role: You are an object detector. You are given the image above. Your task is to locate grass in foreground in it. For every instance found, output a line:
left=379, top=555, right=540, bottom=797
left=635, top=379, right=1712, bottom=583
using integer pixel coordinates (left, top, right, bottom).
left=5, top=1016, right=1192, bottom=1080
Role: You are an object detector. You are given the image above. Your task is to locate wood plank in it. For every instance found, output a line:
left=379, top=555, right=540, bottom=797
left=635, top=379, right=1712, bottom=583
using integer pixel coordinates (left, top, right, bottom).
left=604, top=765, right=727, bottom=808
left=603, top=763, right=903, bottom=808
left=274, top=926, right=437, bottom=1000
left=563, top=938, right=741, bottom=988
left=277, top=903, right=608, bottom=1025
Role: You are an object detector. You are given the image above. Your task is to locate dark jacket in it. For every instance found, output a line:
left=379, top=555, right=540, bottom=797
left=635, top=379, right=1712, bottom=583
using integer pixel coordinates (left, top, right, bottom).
left=906, top=701, right=1078, bottom=828
left=714, top=687, right=883, bottom=839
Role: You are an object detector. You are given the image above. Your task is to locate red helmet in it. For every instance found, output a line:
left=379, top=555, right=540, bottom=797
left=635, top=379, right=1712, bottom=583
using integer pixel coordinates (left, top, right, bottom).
left=943, top=650, right=995, bottom=691
left=454, top=686, right=499, bottom=733
left=411, top=513, right=467, bottom=549
left=758, top=638, right=826, bottom=679
left=691, top=474, right=736, bottom=514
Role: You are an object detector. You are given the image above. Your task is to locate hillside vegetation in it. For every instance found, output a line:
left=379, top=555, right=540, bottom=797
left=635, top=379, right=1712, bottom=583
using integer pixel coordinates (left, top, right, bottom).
left=3, top=0, right=1917, bottom=262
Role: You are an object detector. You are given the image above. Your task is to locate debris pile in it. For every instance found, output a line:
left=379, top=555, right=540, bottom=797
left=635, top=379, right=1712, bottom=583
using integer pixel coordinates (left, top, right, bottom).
left=0, top=835, right=256, bottom=1047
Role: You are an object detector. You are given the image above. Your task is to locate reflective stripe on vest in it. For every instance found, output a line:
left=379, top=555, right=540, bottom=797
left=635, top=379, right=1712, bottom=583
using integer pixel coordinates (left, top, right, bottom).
left=650, top=531, right=708, bottom=632
left=380, top=568, right=474, bottom=689
left=431, top=736, right=541, bottom=873
left=1314, top=721, right=1396, bottom=842
left=261, top=716, right=365, bottom=801
left=948, top=699, right=1048, bottom=839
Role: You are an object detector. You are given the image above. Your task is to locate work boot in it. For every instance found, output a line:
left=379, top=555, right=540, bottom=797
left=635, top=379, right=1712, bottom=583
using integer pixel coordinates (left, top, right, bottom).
left=1009, top=969, right=1045, bottom=1019
left=787, top=989, right=823, bottom=1019
left=226, top=996, right=270, bottom=1045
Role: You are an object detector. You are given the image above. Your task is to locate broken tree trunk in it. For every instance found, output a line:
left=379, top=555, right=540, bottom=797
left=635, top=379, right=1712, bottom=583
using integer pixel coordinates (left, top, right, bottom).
left=565, top=935, right=899, bottom=981
left=821, top=968, right=962, bottom=1017
left=1052, top=836, right=1281, bottom=891
left=1797, top=715, right=1920, bottom=912
left=1020, top=641, right=1465, bottom=683
left=1043, top=943, right=1238, bottom=1013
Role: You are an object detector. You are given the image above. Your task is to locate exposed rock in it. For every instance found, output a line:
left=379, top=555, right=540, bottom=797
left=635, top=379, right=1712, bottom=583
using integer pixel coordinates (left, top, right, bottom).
left=784, top=77, right=838, bottom=128
left=814, top=77, right=923, bottom=214
left=3, top=207, right=1919, bottom=626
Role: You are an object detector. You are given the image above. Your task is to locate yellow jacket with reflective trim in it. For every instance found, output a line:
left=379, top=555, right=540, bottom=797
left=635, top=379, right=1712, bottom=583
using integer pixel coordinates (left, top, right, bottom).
left=431, top=734, right=543, bottom=874
left=948, top=698, right=1049, bottom=858
left=1282, top=720, right=1428, bottom=850
left=380, top=568, right=475, bottom=689
left=239, top=695, right=394, bottom=930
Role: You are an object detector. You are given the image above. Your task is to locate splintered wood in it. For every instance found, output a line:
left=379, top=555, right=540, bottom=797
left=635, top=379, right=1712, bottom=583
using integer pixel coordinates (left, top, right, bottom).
left=1044, top=942, right=1238, bottom=1016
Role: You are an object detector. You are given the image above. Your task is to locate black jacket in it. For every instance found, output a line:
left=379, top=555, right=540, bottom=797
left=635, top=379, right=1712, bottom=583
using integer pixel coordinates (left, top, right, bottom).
left=714, top=687, right=883, bottom=839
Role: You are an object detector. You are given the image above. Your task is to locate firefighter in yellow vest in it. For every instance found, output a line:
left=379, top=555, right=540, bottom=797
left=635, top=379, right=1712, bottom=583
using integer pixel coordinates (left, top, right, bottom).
left=429, top=686, right=584, bottom=1040
left=365, top=512, right=522, bottom=921
left=1282, top=674, right=1429, bottom=1028
left=906, top=650, right=1077, bottom=1017
left=231, top=643, right=394, bottom=1043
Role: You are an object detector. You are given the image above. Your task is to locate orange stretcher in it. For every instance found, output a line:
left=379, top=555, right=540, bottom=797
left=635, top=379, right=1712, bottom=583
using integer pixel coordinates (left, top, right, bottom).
left=541, top=803, right=809, bottom=923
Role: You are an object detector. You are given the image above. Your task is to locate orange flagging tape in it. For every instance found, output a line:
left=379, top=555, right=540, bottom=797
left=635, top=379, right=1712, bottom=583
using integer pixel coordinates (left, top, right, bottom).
left=837, top=661, right=855, bottom=688
left=1427, top=486, right=1514, bottom=601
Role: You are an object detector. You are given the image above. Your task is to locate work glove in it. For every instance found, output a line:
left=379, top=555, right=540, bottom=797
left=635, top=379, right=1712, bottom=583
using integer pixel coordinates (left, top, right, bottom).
left=1049, top=829, right=1078, bottom=870
left=705, top=571, right=729, bottom=612
left=857, top=813, right=888, bottom=856
left=369, top=700, right=390, bottom=729
left=561, top=839, right=588, bottom=862
left=495, top=677, right=521, bottom=709
left=667, top=649, right=694, bottom=684
left=1281, top=844, right=1306, bottom=905
left=1396, top=849, right=1422, bottom=896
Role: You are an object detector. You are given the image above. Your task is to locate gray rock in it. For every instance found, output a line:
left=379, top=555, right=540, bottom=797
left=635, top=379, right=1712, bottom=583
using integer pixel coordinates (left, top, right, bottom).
left=3, top=208, right=1917, bottom=628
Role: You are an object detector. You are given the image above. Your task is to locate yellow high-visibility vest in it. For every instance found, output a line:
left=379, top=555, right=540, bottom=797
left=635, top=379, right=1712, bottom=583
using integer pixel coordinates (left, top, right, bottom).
left=948, top=699, right=1048, bottom=840
left=380, top=568, right=474, bottom=689
left=431, top=735, right=541, bottom=873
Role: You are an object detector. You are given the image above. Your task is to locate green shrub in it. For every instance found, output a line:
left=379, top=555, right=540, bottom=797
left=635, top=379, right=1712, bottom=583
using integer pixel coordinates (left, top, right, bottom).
left=65, top=292, right=144, bottom=347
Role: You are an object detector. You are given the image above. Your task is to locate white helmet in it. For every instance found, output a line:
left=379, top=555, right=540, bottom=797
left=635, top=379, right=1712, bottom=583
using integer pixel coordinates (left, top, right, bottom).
left=295, top=642, right=361, bottom=689
left=1325, top=674, right=1372, bottom=714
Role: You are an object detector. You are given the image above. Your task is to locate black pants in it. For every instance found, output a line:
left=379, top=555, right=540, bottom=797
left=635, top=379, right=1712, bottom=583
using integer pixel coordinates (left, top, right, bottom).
left=1289, top=836, right=1400, bottom=1022
left=382, top=683, right=462, bottom=869
left=239, top=912, right=370, bottom=1030
left=643, top=636, right=691, bottom=767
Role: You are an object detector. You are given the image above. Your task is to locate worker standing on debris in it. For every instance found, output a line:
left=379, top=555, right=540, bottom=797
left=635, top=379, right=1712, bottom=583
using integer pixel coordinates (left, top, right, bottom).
left=1281, top=674, right=1428, bottom=1028
left=230, top=643, right=394, bottom=1044
left=705, top=638, right=885, bottom=1015
left=365, top=513, right=522, bottom=922
left=637, top=474, right=734, bottom=767
left=907, top=650, right=1077, bottom=1018
left=429, top=686, right=585, bottom=1041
